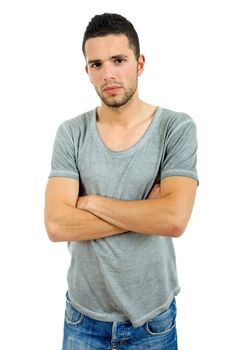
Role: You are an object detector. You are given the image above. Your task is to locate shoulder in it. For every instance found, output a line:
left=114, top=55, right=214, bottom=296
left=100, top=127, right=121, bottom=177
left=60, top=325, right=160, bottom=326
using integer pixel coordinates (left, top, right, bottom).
left=58, top=108, right=96, bottom=135
left=158, top=106, right=196, bottom=127
left=54, top=109, right=96, bottom=146
left=156, top=106, right=197, bottom=137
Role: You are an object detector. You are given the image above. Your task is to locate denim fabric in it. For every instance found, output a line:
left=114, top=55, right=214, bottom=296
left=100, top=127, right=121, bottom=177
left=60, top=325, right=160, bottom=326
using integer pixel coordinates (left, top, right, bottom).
left=62, top=293, right=178, bottom=350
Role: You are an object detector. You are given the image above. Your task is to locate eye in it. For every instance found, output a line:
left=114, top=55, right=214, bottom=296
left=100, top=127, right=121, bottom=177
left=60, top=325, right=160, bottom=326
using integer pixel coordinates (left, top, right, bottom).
left=114, top=58, right=125, bottom=65
left=90, top=62, right=101, bottom=69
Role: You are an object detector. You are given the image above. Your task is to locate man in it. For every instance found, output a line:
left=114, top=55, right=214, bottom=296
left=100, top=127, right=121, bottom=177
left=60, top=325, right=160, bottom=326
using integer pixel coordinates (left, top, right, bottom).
left=45, top=13, right=198, bottom=350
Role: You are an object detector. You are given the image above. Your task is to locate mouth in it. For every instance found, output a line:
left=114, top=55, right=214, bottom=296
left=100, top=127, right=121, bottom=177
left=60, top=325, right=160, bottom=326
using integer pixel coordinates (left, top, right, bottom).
left=102, top=85, right=122, bottom=93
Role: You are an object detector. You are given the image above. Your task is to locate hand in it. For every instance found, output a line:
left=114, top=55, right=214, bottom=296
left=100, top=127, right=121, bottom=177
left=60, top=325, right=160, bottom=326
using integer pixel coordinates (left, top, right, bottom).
left=148, top=183, right=161, bottom=200
left=76, top=194, right=97, bottom=211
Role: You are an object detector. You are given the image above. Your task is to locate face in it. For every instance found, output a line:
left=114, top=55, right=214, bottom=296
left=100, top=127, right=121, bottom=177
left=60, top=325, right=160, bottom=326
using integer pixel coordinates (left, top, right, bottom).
left=85, top=34, right=144, bottom=108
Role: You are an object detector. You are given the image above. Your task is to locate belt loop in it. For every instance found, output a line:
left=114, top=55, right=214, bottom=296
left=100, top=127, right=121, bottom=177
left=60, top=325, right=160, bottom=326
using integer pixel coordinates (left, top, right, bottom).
left=111, top=322, right=118, bottom=347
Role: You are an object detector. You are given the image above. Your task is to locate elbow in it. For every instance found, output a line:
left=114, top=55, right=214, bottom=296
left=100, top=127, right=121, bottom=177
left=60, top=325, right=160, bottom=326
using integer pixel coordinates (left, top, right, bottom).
left=170, top=223, right=185, bottom=238
left=169, top=216, right=187, bottom=238
left=44, top=217, right=62, bottom=242
left=150, top=217, right=186, bottom=238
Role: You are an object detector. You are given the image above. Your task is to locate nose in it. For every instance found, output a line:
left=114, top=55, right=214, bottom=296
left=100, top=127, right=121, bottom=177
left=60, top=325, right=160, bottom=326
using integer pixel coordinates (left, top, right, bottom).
left=102, top=62, right=115, bottom=81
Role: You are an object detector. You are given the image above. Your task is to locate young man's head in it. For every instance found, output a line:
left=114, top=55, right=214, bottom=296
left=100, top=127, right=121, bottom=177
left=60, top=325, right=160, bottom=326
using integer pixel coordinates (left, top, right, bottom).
left=83, top=13, right=145, bottom=109
left=82, top=13, right=140, bottom=60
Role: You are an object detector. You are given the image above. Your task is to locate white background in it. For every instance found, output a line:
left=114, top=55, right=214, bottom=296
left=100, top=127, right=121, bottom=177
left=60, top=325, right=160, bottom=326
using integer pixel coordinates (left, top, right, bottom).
left=0, top=0, right=232, bottom=349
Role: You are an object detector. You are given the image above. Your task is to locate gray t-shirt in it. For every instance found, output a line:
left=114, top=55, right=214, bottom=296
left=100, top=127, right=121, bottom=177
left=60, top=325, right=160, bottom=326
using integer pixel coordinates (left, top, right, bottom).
left=49, top=106, right=198, bottom=327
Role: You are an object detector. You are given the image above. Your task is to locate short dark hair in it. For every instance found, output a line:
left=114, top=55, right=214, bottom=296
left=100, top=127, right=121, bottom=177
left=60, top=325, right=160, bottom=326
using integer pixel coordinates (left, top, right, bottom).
left=82, top=13, right=140, bottom=59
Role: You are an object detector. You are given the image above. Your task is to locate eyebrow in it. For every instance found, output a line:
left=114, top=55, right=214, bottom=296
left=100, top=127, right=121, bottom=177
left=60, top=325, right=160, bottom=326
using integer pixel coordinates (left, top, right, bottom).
left=87, top=54, right=128, bottom=65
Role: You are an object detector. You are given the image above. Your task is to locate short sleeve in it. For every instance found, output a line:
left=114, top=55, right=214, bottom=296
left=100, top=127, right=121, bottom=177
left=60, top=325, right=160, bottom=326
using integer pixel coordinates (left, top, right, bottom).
left=161, top=118, right=199, bottom=183
left=49, top=122, right=80, bottom=180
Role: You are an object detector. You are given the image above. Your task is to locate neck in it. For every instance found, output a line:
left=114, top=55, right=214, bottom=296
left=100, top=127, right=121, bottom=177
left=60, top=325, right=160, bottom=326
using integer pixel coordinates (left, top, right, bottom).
left=97, top=95, right=155, bottom=128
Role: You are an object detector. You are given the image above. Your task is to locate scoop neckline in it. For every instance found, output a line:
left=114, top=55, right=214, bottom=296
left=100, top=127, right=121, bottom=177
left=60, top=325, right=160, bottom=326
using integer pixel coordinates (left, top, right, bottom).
left=91, top=106, right=162, bottom=156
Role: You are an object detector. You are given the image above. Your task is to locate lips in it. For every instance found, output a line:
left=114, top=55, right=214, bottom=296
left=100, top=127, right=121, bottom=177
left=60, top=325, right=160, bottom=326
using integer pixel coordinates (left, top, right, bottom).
left=102, top=85, right=122, bottom=93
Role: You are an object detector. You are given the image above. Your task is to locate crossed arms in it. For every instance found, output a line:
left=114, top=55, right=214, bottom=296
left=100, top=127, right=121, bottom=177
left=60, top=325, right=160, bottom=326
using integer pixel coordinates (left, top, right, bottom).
left=44, top=176, right=197, bottom=242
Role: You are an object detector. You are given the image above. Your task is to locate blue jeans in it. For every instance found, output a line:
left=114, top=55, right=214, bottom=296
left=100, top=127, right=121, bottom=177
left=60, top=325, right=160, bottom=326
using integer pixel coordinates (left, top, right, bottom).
left=62, top=293, right=178, bottom=350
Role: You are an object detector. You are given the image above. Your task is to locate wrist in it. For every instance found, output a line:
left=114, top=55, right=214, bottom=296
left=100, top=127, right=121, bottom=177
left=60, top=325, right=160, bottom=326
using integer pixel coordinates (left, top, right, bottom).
left=77, top=194, right=99, bottom=212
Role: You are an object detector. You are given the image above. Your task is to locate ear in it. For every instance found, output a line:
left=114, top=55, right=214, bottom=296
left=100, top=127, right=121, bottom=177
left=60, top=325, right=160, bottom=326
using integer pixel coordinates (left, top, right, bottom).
left=137, top=54, right=145, bottom=76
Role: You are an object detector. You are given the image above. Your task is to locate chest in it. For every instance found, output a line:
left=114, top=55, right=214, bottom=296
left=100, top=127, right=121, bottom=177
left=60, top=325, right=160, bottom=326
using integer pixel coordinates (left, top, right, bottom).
left=96, top=119, right=153, bottom=152
left=78, top=136, right=162, bottom=200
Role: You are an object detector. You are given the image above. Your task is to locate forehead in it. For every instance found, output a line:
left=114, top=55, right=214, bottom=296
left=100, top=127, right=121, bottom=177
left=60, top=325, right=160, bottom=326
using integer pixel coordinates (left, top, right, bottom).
left=85, top=34, right=134, bottom=60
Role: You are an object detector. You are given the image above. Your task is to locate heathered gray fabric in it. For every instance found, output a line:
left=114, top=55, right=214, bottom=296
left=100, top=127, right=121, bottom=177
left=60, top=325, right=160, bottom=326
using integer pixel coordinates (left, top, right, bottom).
left=49, top=106, right=198, bottom=327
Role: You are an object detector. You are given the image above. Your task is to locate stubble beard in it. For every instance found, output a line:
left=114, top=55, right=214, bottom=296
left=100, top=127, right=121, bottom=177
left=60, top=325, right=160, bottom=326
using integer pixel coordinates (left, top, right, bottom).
left=96, top=78, right=138, bottom=108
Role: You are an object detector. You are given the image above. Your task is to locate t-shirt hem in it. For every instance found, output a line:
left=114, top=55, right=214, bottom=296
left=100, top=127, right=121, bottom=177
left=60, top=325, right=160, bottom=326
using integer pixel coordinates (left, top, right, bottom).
left=68, top=286, right=180, bottom=328
left=68, top=290, right=129, bottom=323
left=48, top=171, right=79, bottom=181
left=132, top=286, right=181, bottom=327
left=161, top=170, right=199, bottom=184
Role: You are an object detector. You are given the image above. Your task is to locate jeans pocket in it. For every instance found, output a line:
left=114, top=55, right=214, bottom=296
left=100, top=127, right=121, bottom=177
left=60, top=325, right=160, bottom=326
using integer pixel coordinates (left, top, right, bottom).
left=145, top=300, right=177, bottom=336
left=65, top=294, right=83, bottom=326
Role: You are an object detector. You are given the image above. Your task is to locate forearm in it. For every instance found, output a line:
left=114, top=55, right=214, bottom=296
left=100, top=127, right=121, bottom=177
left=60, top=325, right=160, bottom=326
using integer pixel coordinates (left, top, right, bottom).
left=45, top=203, right=126, bottom=242
left=77, top=195, right=184, bottom=237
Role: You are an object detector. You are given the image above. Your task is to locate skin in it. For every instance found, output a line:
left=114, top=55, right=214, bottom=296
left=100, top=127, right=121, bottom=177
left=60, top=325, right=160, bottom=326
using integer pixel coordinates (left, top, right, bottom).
left=44, top=34, right=197, bottom=242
